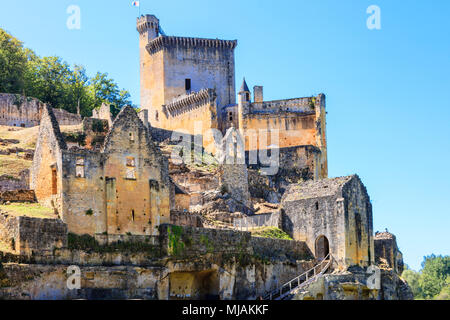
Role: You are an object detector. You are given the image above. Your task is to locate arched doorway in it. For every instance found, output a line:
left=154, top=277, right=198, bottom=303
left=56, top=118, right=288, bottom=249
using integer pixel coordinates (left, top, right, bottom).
left=315, top=235, right=330, bottom=260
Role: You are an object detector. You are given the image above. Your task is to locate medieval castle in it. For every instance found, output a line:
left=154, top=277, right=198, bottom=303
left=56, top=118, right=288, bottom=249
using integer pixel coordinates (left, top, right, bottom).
left=0, top=14, right=412, bottom=300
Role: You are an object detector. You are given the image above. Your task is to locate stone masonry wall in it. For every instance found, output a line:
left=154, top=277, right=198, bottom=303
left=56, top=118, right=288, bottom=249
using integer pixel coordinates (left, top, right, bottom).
left=0, top=94, right=81, bottom=128
left=250, top=236, right=313, bottom=261
left=0, top=213, right=19, bottom=252
left=374, top=232, right=404, bottom=274
left=0, top=213, right=67, bottom=256
left=0, top=169, right=29, bottom=191
left=0, top=190, right=36, bottom=203
left=158, top=224, right=312, bottom=261
left=17, top=216, right=67, bottom=256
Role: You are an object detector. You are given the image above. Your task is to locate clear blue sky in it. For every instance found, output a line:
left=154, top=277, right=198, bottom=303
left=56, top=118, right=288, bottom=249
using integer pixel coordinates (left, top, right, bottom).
left=1, top=0, right=449, bottom=270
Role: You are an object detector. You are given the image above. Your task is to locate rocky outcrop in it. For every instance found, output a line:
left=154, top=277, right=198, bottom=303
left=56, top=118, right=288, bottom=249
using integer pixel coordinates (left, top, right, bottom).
left=293, top=269, right=413, bottom=300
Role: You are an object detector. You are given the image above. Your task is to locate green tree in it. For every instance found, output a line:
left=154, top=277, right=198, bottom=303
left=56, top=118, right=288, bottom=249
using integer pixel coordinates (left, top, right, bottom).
left=26, top=56, right=71, bottom=109
left=402, top=265, right=422, bottom=298
left=0, top=28, right=28, bottom=93
left=67, top=65, right=92, bottom=116
left=419, top=255, right=449, bottom=299
left=0, top=27, right=133, bottom=118
left=90, top=72, right=132, bottom=117
left=403, top=255, right=450, bottom=300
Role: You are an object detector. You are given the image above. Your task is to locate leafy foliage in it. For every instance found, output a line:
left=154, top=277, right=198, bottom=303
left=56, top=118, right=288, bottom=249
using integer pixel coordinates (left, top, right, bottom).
left=402, top=255, right=449, bottom=300
left=251, top=227, right=293, bottom=240
left=0, top=28, right=133, bottom=117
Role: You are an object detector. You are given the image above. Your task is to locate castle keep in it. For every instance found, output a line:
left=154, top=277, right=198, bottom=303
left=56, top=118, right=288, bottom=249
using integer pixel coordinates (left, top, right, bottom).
left=137, top=15, right=327, bottom=179
left=0, top=14, right=412, bottom=300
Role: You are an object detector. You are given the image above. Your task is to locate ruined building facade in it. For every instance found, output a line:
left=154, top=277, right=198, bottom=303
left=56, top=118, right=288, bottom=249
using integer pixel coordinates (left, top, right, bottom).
left=282, top=175, right=374, bottom=269
left=0, top=93, right=81, bottom=128
left=30, top=105, right=170, bottom=236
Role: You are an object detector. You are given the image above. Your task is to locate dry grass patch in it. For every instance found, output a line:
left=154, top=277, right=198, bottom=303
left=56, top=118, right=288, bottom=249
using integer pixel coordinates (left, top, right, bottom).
left=0, top=203, right=56, bottom=219
left=0, top=155, right=32, bottom=177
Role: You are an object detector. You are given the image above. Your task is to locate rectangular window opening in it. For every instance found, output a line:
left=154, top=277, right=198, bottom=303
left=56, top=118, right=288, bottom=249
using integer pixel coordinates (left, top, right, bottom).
left=125, top=156, right=136, bottom=180
left=185, top=78, right=191, bottom=92
left=76, top=157, right=85, bottom=178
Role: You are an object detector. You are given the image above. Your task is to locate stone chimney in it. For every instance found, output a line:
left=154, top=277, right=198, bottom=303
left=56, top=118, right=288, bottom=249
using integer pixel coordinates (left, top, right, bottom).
left=254, top=86, right=263, bottom=103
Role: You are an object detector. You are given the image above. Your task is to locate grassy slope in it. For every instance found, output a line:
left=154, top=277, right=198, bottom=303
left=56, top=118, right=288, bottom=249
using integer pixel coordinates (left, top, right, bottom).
left=0, top=124, right=81, bottom=178
left=251, top=227, right=293, bottom=240
left=0, top=203, right=55, bottom=219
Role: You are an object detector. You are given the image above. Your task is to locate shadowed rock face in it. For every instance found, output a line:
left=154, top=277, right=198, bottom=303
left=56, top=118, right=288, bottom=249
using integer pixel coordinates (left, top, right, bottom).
left=292, top=269, right=413, bottom=300
left=374, top=231, right=405, bottom=274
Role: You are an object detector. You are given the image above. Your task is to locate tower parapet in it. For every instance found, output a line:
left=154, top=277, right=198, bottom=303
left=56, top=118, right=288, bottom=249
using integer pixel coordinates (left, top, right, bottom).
left=146, top=36, right=237, bottom=55
left=137, top=14, right=160, bottom=38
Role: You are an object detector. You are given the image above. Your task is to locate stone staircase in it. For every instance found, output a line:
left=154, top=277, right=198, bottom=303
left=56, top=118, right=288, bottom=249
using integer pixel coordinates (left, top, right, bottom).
left=262, top=253, right=333, bottom=300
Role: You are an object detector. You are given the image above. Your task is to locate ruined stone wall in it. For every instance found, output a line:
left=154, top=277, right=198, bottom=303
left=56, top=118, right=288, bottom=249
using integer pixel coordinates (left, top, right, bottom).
left=101, top=107, right=171, bottom=236
left=170, top=211, right=203, bottom=227
left=293, top=269, right=413, bottom=300
left=60, top=150, right=105, bottom=235
left=92, top=103, right=113, bottom=126
left=159, top=224, right=311, bottom=261
left=0, top=190, right=36, bottom=203
left=0, top=94, right=81, bottom=128
left=0, top=94, right=41, bottom=127
left=52, top=108, right=82, bottom=126
left=341, top=176, right=374, bottom=268
left=32, top=106, right=170, bottom=237
left=374, top=232, right=404, bottom=274
left=282, top=193, right=346, bottom=266
left=0, top=223, right=317, bottom=300
left=0, top=170, right=29, bottom=192
left=0, top=213, right=19, bottom=253
left=237, top=94, right=328, bottom=179
left=30, top=105, right=67, bottom=213
left=241, top=112, right=317, bottom=150
left=247, top=145, right=322, bottom=203
left=250, top=236, right=313, bottom=260
left=174, top=194, right=190, bottom=211
left=0, top=213, right=66, bottom=256
left=17, top=216, right=67, bottom=256
left=76, top=118, right=109, bottom=150
left=218, top=128, right=251, bottom=207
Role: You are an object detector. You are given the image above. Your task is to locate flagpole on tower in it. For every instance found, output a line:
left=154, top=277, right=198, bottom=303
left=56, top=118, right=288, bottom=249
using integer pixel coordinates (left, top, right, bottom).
left=132, top=1, right=141, bottom=16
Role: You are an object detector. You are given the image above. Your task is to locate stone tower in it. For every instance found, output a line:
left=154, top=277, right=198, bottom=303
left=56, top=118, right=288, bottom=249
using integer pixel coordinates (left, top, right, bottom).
left=237, top=78, right=250, bottom=136
left=137, top=15, right=161, bottom=123
left=137, top=14, right=237, bottom=130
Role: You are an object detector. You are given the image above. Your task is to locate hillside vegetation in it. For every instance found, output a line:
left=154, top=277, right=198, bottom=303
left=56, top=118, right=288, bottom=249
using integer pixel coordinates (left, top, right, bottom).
left=402, top=255, right=449, bottom=300
left=0, top=124, right=82, bottom=178
left=0, top=28, right=132, bottom=117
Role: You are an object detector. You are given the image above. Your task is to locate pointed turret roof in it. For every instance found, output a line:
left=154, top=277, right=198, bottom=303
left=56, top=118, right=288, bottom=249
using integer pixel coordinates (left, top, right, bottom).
left=240, top=78, right=250, bottom=93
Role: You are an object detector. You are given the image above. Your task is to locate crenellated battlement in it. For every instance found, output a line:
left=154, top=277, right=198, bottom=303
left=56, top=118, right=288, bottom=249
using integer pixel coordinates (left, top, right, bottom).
left=248, top=97, right=317, bottom=115
left=146, top=36, right=237, bottom=55
left=162, top=89, right=217, bottom=118
left=136, top=14, right=159, bottom=35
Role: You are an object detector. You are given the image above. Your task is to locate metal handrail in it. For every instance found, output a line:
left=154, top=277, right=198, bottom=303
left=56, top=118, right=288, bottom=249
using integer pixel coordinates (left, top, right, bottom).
left=262, top=253, right=333, bottom=300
